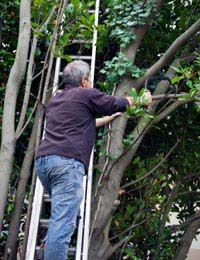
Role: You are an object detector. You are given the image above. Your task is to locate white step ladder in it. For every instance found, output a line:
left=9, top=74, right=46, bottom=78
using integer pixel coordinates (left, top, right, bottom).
left=25, top=1, right=100, bottom=259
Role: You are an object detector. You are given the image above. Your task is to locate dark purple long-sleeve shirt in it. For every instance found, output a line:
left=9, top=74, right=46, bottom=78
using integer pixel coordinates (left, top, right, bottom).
left=36, top=86, right=129, bottom=171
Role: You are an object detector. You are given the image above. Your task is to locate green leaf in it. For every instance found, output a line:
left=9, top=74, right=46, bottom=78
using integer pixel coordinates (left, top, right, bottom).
left=133, top=156, right=140, bottom=164
left=63, top=55, right=72, bottom=62
left=131, top=88, right=138, bottom=100
left=171, top=75, right=183, bottom=84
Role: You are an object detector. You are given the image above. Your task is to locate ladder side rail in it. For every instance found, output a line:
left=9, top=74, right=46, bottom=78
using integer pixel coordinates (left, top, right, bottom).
left=82, top=1, right=100, bottom=259
left=75, top=175, right=87, bottom=260
left=90, top=0, right=100, bottom=88
left=52, top=57, right=61, bottom=95
left=25, top=57, right=61, bottom=260
left=82, top=150, right=94, bottom=260
left=25, top=179, right=44, bottom=260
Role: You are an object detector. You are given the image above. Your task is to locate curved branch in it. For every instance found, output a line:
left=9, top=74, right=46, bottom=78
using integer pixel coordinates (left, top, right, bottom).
left=152, top=98, right=194, bottom=125
left=135, top=18, right=200, bottom=90
left=121, top=139, right=180, bottom=189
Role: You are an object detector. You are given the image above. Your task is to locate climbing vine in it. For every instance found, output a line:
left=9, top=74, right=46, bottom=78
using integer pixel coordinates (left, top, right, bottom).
left=105, top=0, right=157, bottom=48
left=100, top=52, right=145, bottom=86
left=99, top=0, right=158, bottom=93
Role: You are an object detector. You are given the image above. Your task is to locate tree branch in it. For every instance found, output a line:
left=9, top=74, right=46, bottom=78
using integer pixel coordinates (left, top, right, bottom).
left=102, top=236, right=129, bottom=260
left=109, top=219, right=147, bottom=241
left=135, top=18, right=200, bottom=90
left=173, top=210, right=200, bottom=260
left=15, top=6, right=56, bottom=137
left=152, top=98, right=194, bottom=125
left=121, top=139, right=180, bottom=189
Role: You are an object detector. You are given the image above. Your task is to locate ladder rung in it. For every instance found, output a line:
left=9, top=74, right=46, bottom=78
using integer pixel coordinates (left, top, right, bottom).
left=57, top=55, right=92, bottom=64
left=43, top=193, right=51, bottom=203
left=35, top=246, right=76, bottom=257
left=70, top=39, right=92, bottom=44
left=40, top=217, right=82, bottom=229
left=68, top=247, right=76, bottom=256
left=40, top=219, right=49, bottom=228
left=70, top=55, right=92, bottom=60
left=88, top=10, right=95, bottom=13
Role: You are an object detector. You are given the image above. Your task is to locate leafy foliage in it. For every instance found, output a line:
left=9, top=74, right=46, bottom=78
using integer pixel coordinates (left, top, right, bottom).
left=105, top=0, right=157, bottom=48
left=100, top=52, right=145, bottom=88
left=1, top=0, right=200, bottom=259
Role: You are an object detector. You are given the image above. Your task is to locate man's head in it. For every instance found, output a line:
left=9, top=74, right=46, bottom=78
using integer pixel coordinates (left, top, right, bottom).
left=62, top=60, right=91, bottom=89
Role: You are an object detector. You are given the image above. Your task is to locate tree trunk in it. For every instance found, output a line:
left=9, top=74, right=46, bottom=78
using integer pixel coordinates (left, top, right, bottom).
left=0, top=0, right=31, bottom=231
left=89, top=16, right=200, bottom=258
left=89, top=119, right=149, bottom=259
left=3, top=109, right=40, bottom=260
left=173, top=210, right=200, bottom=260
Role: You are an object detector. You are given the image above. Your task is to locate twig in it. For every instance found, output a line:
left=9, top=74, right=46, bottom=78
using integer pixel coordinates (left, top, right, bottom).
left=183, top=172, right=200, bottom=181
left=102, top=119, right=153, bottom=180
left=16, top=101, right=38, bottom=140
left=32, top=64, right=48, bottom=81
left=119, top=230, right=132, bottom=260
left=110, top=219, right=147, bottom=241
left=185, top=0, right=200, bottom=29
left=121, top=139, right=180, bottom=189
left=177, top=191, right=200, bottom=197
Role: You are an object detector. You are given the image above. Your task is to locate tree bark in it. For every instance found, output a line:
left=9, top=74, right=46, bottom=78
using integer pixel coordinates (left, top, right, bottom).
left=173, top=210, right=200, bottom=260
left=3, top=108, right=39, bottom=260
left=135, top=18, right=200, bottom=90
left=0, top=0, right=31, bottom=232
left=89, top=10, right=200, bottom=260
left=89, top=2, right=163, bottom=259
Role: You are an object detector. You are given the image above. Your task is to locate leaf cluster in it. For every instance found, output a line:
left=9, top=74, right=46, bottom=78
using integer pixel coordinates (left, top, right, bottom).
left=105, top=0, right=157, bottom=48
left=100, top=52, right=145, bottom=90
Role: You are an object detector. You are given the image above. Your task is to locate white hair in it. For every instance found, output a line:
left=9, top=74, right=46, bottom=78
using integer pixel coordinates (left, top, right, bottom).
left=62, top=60, right=90, bottom=87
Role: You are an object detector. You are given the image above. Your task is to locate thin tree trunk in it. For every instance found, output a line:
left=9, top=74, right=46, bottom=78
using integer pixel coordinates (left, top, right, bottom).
left=4, top=18, right=57, bottom=258
left=21, top=107, right=44, bottom=260
left=173, top=210, right=200, bottom=260
left=15, top=35, right=38, bottom=137
left=0, top=0, right=31, bottom=232
left=16, top=6, right=56, bottom=137
left=3, top=109, right=40, bottom=260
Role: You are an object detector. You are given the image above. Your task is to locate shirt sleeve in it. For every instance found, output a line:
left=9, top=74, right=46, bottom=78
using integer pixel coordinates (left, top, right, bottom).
left=88, top=88, right=129, bottom=116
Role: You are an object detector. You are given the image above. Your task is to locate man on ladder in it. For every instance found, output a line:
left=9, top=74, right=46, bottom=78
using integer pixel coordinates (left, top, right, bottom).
left=35, top=60, right=152, bottom=260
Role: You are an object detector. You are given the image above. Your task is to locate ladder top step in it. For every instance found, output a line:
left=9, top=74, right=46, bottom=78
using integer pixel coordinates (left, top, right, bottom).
left=58, top=56, right=92, bottom=67
left=70, top=55, right=92, bottom=60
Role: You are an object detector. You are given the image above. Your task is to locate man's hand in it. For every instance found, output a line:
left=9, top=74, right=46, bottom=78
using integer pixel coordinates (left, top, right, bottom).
left=126, top=90, right=152, bottom=107
left=96, top=112, right=122, bottom=127
left=140, top=90, right=152, bottom=106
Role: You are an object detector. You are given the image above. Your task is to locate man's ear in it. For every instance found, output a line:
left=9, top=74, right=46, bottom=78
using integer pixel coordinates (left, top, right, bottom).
left=81, top=77, right=87, bottom=88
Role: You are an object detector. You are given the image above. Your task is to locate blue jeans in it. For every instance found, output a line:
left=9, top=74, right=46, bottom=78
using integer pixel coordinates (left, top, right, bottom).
left=35, top=155, right=85, bottom=260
